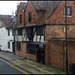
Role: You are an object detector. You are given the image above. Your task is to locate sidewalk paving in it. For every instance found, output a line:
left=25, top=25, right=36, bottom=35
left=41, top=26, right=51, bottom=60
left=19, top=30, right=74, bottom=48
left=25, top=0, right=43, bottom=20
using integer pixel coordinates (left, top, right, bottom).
left=0, top=51, right=65, bottom=74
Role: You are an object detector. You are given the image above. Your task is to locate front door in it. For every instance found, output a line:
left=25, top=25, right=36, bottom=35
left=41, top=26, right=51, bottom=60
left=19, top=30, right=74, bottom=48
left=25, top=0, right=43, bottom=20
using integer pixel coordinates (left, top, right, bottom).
left=37, top=46, right=45, bottom=64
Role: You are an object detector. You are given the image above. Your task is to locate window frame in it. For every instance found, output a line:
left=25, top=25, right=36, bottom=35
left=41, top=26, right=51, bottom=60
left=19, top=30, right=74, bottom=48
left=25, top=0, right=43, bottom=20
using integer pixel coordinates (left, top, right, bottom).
left=18, top=28, right=22, bottom=35
left=29, top=12, right=32, bottom=24
left=27, top=44, right=36, bottom=55
left=12, top=29, right=14, bottom=36
left=36, top=27, right=44, bottom=35
left=26, top=27, right=33, bottom=39
left=8, top=42, right=10, bottom=49
left=64, top=7, right=72, bottom=16
left=20, top=15, right=22, bottom=24
left=17, top=42, right=21, bottom=51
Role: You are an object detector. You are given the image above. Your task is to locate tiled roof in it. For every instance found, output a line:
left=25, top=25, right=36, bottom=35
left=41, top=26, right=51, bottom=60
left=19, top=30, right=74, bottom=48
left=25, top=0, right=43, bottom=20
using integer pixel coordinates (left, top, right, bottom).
left=20, top=2, right=27, bottom=10
left=0, top=15, right=12, bottom=28
left=15, top=1, right=75, bottom=27
left=31, top=1, right=61, bottom=25
left=16, top=2, right=27, bottom=16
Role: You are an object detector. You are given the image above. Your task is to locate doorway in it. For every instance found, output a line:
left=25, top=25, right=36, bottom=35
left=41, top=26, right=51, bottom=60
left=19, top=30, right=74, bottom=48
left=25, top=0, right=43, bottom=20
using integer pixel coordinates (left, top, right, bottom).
left=37, top=45, right=45, bottom=64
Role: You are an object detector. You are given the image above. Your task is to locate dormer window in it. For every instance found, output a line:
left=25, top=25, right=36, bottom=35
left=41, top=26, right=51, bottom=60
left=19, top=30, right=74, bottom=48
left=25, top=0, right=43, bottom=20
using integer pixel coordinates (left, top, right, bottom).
left=20, top=15, right=22, bottom=24
left=29, top=12, right=32, bottom=24
left=64, top=7, right=72, bottom=16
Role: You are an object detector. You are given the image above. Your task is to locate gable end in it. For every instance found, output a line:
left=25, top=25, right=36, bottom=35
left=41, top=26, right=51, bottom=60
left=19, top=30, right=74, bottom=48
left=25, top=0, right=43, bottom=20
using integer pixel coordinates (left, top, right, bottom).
left=46, top=1, right=62, bottom=21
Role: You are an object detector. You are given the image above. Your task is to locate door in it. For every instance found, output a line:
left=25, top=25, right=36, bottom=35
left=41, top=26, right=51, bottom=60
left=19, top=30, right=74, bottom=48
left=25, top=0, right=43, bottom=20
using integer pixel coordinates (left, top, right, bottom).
left=37, top=46, right=45, bottom=64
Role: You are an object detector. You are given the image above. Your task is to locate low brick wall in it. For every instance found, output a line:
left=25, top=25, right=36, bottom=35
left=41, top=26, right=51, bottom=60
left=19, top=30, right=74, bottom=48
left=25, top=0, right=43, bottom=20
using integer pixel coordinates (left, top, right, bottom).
left=47, top=40, right=75, bottom=71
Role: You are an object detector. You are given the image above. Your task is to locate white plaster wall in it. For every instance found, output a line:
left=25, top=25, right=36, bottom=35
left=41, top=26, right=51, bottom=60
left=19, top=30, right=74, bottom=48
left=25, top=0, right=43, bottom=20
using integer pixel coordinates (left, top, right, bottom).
left=0, top=27, right=14, bottom=52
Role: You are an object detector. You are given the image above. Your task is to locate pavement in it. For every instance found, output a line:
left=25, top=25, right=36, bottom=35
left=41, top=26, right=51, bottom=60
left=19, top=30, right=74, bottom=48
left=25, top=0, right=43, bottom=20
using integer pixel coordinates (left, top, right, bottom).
left=0, top=51, right=65, bottom=74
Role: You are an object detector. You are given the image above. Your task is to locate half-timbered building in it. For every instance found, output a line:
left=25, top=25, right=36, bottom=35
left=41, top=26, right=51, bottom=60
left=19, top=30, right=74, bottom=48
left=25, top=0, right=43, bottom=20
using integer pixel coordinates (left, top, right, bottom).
left=14, top=1, right=75, bottom=71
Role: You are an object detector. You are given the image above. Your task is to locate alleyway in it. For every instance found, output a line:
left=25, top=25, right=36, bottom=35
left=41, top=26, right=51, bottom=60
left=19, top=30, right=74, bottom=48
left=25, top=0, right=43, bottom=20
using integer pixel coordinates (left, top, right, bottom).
left=0, top=51, right=65, bottom=74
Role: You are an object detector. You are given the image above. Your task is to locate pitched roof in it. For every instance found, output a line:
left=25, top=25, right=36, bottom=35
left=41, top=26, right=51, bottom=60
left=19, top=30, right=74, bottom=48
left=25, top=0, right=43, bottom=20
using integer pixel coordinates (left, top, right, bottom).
left=20, top=2, right=27, bottom=10
left=16, top=2, right=27, bottom=16
left=15, top=1, right=75, bottom=27
left=31, top=1, right=61, bottom=25
left=0, top=15, right=12, bottom=28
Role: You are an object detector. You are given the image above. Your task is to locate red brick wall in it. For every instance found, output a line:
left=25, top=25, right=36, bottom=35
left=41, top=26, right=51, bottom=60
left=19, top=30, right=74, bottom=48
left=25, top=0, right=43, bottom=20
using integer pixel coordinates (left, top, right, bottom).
left=47, top=40, right=75, bottom=71
left=25, top=1, right=45, bottom=26
left=46, top=1, right=75, bottom=24
left=15, top=42, right=23, bottom=57
left=45, top=1, right=75, bottom=66
left=17, top=6, right=24, bottom=26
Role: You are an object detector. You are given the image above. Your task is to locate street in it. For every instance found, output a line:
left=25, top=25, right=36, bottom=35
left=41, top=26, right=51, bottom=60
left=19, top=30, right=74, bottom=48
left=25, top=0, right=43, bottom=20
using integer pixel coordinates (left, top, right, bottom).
left=0, top=58, right=26, bottom=74
left=0, top=51, right=65, bottom=74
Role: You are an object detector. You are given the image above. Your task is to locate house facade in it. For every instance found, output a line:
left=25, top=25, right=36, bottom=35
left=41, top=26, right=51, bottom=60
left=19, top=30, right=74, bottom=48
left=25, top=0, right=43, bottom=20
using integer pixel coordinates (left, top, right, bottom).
left=0, top=15, right=14, bottom=52
left=14, top=1, right=75, bottom=71
left=45, top=1, right=75, bottom=71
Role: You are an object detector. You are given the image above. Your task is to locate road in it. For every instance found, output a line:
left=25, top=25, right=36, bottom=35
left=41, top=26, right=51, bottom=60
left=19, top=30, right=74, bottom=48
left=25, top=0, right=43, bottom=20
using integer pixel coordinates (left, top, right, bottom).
left=0, top=58, right=27, bottom=74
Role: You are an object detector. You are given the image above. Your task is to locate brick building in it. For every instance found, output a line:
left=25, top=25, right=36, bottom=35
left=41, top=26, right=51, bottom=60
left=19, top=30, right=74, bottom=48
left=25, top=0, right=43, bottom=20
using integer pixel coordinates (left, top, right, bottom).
left=14, top=1, right=75, bottom=71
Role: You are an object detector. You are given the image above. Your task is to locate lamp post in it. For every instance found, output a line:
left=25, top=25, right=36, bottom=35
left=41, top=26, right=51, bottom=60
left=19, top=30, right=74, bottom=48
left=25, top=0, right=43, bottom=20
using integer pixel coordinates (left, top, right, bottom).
left=65, top=0, right=68, bottom=74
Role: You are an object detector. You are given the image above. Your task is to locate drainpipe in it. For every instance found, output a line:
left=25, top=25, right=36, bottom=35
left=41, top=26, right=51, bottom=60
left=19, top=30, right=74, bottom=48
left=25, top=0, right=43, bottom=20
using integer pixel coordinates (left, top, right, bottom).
left=65, top=0, right=68, bottom=74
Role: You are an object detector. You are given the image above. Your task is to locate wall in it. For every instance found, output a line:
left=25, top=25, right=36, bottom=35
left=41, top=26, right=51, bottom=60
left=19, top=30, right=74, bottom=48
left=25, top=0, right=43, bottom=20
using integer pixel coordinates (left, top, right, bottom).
left=0, top=27, right=14, bottom=52
left=47, top=40, right=75, bottom=71
left=46, top=1, right=75, bottom=24
left=15, top=42, right=37, bottom=61
left=45, top=1, right=75, bottom=65
left=15, top=27, right=44, bottom=43
left=15, top=42, right=26, bottom=57
left=17, top=5, right=24, bottom=27
left=25, top=1, right=45, bottom=26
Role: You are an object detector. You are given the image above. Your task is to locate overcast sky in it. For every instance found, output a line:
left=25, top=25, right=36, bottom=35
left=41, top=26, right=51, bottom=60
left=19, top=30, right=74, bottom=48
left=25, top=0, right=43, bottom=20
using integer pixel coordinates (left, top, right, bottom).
left=0, top=1, right=27, bottom=15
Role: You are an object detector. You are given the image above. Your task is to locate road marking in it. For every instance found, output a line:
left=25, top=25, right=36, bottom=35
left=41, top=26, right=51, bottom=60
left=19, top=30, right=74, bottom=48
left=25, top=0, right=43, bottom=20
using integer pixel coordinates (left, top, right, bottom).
left=9, top=64, right=29, bottom=74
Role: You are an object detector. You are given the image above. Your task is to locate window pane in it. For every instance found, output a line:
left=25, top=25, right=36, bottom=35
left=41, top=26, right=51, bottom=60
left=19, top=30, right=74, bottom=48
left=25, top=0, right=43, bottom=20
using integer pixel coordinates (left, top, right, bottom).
left=64, top=7, right=71, bottom=16
left=27, top=44, right=35, bottom=55
left=18, top=28, right=22, bottom=35
left=29, top=13, right=32, bottom=23
left=37, top=27, right=44, bottom=35
left=8, top=42, right=10, bottom=49
left=20, top=15, right=22, bottom=24
left=17, top=42, right=21, bottom=51
left=26, top=27, right=33, bottom=39
left=67, top=7, right=71, bottom=16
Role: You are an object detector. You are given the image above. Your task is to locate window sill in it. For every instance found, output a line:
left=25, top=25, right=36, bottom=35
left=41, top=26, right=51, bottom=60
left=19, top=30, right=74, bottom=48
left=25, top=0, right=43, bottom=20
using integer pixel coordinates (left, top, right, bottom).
left=64, top=15, right=72, bottom=17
